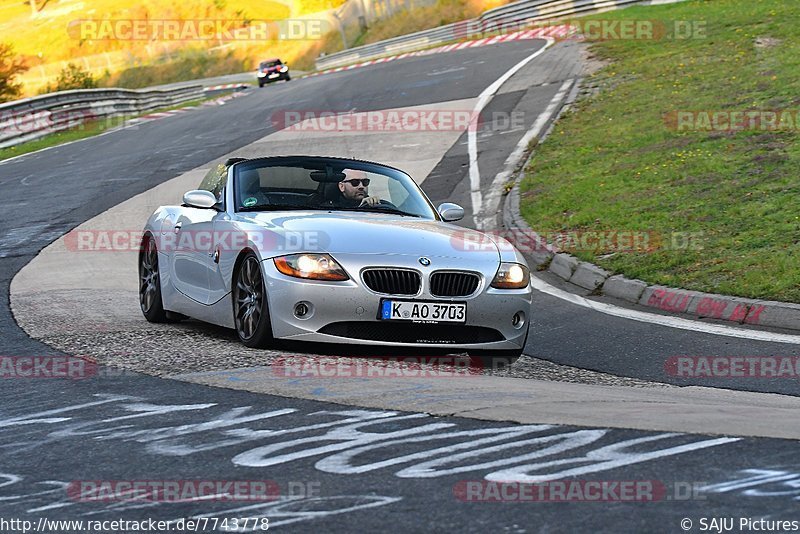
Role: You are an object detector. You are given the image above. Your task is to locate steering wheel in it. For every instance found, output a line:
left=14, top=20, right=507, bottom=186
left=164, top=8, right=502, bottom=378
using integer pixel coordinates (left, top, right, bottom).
left=366, top=199, right=398, bottom=209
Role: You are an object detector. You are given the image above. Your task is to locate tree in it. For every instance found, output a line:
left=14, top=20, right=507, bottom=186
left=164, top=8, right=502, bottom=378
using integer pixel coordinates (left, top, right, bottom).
left=55, top=63, right=97, bottom=91
left=0, top=43, right=28, bottom=103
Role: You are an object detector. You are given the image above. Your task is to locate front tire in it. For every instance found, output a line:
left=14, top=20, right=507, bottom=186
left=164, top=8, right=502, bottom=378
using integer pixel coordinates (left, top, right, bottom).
left=233, top=252, right=274, bottom=348
left=139, top=235, right=169, bottom=322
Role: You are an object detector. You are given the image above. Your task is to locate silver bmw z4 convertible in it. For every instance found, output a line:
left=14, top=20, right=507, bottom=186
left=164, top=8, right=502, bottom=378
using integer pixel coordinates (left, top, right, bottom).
left=139, top=156, right=532, bottom=364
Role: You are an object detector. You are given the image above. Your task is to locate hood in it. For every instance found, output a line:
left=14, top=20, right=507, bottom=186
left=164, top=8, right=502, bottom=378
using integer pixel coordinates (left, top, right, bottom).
left=236, top=211, right=500, bottom=261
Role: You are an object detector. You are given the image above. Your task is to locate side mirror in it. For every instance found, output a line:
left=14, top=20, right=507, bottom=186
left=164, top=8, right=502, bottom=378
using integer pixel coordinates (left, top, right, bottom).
left=183, top=190, right=218, bottom=209
left=437, top=203, right=464, bottom=222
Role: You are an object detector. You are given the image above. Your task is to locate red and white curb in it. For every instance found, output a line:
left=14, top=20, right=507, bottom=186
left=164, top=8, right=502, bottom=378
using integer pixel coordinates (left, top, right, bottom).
left=126, top=90, right=250, bottom=125
left=200, top=90, right=250, bottom=106
left=307, top=25, right=572, bottom=78
left=203, top=83, right=250, bottom=91
left=128, top=109, right=190, bottom=122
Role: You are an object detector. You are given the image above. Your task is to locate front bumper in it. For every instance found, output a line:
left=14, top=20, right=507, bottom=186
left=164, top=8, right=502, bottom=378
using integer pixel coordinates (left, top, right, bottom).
left=261, top=256, right=532, bottom=350
left=258, top=71, right=289, bottom=82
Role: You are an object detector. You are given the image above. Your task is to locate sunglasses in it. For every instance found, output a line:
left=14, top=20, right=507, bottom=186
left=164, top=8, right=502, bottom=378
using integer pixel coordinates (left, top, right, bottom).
left=342, top=178, right=370, bottom=187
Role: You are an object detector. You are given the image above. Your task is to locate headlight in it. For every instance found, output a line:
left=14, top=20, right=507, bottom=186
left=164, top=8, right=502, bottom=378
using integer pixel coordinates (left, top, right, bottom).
left=279, top=66, right=288, bottom=72
left=274, top=254, right=349, bottom=281
left=491, top=262, right=530, bottom=289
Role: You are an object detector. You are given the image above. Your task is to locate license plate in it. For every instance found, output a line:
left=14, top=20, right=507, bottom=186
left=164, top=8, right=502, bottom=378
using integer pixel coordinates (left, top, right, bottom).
left=268, top=73, right=279, bottom=78
left=380, top=299, right=466, bottom=323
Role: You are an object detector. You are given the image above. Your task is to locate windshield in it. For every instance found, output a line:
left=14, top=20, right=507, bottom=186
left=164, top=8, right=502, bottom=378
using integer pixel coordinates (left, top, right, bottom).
left=233, top=157, right=437, bottom=219
left=260, top=60, right=282, bottom=68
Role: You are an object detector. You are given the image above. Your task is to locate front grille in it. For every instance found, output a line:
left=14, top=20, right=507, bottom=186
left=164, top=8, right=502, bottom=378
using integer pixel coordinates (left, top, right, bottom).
left=362, top=269, right=421, bottom=295
left=319, top=322, right=504, bottom=344
left=430, top=271, right=480, bottom=297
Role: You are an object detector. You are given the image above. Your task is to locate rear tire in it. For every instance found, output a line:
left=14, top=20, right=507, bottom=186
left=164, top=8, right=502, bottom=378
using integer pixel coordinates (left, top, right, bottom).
left=139, top=235, right=169, bottom=323
left=233, top=252, right=274, bottom=348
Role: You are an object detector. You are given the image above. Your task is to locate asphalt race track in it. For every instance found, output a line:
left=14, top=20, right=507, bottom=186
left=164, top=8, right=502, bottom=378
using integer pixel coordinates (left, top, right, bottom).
left=2, top=39, right=800, bottom=533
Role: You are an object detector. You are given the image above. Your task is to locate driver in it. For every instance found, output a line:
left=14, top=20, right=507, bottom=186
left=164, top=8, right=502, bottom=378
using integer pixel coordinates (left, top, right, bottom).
left=337, top=169, right=382, bottom=207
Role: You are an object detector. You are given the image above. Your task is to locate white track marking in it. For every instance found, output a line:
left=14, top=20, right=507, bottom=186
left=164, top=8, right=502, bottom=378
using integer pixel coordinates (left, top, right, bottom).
left=476, top=77, right=573, bottom=229
left=532, top=275, right=800, bottom=344
left=468, top=37, right=555, bottom=225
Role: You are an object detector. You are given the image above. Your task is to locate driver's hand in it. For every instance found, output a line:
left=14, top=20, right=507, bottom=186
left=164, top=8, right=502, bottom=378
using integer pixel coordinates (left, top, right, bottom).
left=359, top=196, right=381, bottom=207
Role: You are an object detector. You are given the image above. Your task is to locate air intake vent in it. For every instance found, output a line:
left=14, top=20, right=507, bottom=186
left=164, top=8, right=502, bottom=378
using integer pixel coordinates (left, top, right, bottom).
left=362, top=269, right=421, bottom=295
left=430, top=271, right=480, bottom=297
left=319, top=322, right=504, bottom=344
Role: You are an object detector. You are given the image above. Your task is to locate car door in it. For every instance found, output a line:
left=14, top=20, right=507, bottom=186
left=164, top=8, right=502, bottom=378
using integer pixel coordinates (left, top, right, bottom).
left=207, top=165, right=240, bottom=304
left=207, top=216, right=236, bottom=304
left=169, top=209, right=216, bottom=304
left=169, top=164, right=227, bottom=305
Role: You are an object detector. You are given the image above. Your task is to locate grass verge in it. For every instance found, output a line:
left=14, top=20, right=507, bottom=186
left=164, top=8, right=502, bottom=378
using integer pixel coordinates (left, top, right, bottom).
left=519, top=0, right=800, bottom=302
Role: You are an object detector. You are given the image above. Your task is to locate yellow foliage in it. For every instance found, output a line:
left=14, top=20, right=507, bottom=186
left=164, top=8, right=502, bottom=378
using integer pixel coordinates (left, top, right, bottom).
left=0, top=0, right=344, bottom=94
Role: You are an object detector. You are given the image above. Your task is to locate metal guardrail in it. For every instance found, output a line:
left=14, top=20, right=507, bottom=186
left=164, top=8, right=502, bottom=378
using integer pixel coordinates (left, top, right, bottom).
left=316, top=0, right=685, bottom=70
left=0, top=85, right=203, bottom=149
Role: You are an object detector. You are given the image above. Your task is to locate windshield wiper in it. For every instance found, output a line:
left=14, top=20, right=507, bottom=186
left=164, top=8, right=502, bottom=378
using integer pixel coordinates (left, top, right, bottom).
left=239, top=204, right=323, bottom=212
left=333, top=206, right=422, bottom=217
left=240, top=204, right=423, bottom=217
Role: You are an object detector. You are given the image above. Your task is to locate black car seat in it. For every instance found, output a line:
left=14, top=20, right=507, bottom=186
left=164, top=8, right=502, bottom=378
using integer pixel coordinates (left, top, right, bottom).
left=322, top=183, right=341, bottom=203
